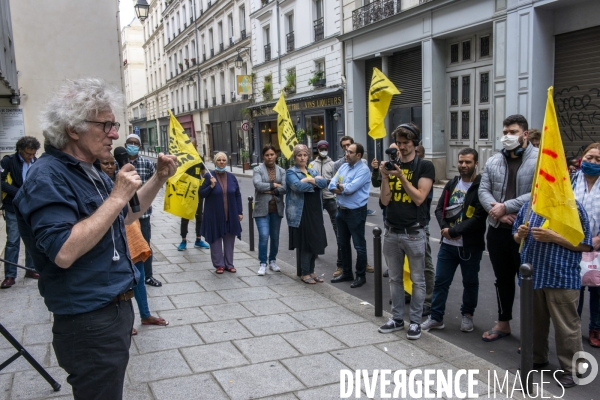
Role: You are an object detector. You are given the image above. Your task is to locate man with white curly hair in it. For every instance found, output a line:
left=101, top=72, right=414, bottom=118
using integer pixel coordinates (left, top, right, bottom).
left=13, top=78, right=177, bottom=400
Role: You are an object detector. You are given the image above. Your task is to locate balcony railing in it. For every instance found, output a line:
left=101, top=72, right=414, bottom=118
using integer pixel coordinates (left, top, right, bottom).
left=314, top=18, right=324, bottom=42
left=171, top=108, right=175, bottom=114
left=231, top=93, right=236, bottom=102
left=177, top=106, right=180, bottom=114
left=219, top=42, right=224, bottom=52
left=352, top=0, right=432, bottom=30
left=242, top=94, right=249, bottom=100
left=241, top=29, right=246, bottom=39
left=194, top=100, right=198, bottom=109
left=188, top=103, right=191, bottom=111
left=204, top=99, right=208, bottom=108
left=229, top=37, right=234, bottom=47
left=203, top=53, right=206, bottom=61
left=221, top=94, right=226, bottom=104
left=212, top=97, right=216, bottom=106
left=286, top=32, right=294, bottom=53
left=210, top=48, right=214, bottom=57
left=264, top=43, right=271, bottom=62
left=207, top=0, right=211, bottom=7
left=190, top=16, right=193, bottom=24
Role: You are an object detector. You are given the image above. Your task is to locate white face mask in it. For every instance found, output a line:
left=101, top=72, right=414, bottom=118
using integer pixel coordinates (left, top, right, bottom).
left=501, top=134, right=521, bottom=151
left=319, top=150, right=328, bottom=157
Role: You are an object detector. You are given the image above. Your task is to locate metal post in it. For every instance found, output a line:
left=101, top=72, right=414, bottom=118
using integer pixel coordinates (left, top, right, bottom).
left=373, top=227, right=383, bottom=317
left=248, top=196, right=254, bottom=251
left=229, top=155, right=233, bottom=172
left=520, top=263, right=534, bottom=395
left=296, top=247, right=301, bottom=277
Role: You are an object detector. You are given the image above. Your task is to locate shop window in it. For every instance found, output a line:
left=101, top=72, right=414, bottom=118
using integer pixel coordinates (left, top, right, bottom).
left=450, top=78, right=458, bottom=105
left=480, top=110, right=489, bottom=139
left=462, top=112, right=470, bottom=139
left=480, top=36, right=490, bottom=58
left=480, top=73, right=489, bottom=103
left=462, top=40, right=471, bottom=61
left=450, top=43, right=459, bottom=63
left=462, top=76, right=470, bottom=105
left=450, top=112, right=458, bottom=139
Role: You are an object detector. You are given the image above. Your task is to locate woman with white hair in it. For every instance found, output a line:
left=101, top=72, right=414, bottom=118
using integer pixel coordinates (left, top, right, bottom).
left=286, top=144, right=328, bottom=284
left=199, top=152, right=243, bottom=273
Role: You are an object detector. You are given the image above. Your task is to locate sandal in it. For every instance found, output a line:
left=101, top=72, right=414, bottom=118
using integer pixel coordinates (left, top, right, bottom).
left=141, top=317, right=169, bottom=326
left=226, top=267, right=237, bottom=273
left=216, top=267, right=225, bottom=274
left=132, top=328, right=138, bottom=336
left=301, top=276, right=316, bottom=284
left=311, top=274, right=324, bottom=283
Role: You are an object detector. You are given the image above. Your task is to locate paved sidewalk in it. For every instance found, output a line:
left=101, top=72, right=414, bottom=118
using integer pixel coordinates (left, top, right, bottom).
left=0, top=191, right=527, bottom=400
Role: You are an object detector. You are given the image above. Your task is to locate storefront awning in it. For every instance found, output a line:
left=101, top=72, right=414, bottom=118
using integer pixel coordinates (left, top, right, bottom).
left=248, top=87, right=343, bottom=111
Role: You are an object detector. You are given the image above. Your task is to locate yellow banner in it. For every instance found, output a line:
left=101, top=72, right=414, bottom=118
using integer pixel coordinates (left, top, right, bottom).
left=368, top=68, right=400, bottom=140
left=164, top=110, right=204, bottom=220
left=273, top=92, right=298, bottom=159
left=531, top=87, right=584, bottom=246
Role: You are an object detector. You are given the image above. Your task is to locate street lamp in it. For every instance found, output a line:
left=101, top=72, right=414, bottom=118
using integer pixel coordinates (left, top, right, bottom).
left=234, top=47, right=252, bottom=69
left=134, top=0, right=150, bottom=22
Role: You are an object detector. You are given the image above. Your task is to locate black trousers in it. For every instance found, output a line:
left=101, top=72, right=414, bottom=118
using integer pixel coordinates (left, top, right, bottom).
left=52, top=299, right=134, bottom=400
left=487, top=225, right=522, bottom=321
left=180, top=197, right=204, bottom=239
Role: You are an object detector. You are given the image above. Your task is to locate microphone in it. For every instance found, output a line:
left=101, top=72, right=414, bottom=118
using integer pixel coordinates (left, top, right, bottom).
left=113, top=146, right=141, bottom=213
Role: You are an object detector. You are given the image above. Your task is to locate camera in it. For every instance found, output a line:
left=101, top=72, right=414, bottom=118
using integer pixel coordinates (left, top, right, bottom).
left=384, top=148, right=400, bottom=171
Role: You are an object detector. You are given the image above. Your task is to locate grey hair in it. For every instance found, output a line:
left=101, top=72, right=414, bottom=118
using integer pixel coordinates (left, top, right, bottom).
left=40, top=78, right=124, bottom=149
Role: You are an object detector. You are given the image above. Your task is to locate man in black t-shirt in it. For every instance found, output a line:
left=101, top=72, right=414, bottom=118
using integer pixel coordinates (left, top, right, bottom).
left=377, top=123, right=435, bottom=340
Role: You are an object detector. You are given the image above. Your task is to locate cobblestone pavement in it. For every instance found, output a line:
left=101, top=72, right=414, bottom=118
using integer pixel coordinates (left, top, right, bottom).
left=0, top=191, right=531, bottom=400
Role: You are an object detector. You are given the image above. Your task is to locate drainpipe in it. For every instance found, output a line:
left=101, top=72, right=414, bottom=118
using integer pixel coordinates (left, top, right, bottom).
left=277, top=1, right=281, bottom=87
left=340, top=6, right=348, bottom=144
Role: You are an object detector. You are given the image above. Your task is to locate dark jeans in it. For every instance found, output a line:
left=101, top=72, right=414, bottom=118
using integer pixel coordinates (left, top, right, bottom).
left=430, top=243, right=482, bottom=322
left=139, top=216, right=153, bottom=279
left=301, top=251, right=317, bottom=276
left=133, top=261, right=151, bottom=319
left=52, top=299, right=134, bottom=399
left=323, top=198, right=342, bottom=267
left=336, top=205, right=367, bottom=278
left=578, top=286, right=600, bottom=330
left=487, top=226, right=521, bottom=321
left=180, top=197, right=203, bottom=239
left=3, top=211, right=33, bottom=277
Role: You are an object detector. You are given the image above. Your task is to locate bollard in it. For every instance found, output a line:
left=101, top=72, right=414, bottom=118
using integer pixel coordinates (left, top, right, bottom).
left=519, top=263, right=534, bottom=395
left=373, top=227, right=383, bottom=317
left=248, top=196, right=254, bottom=251
left=229, top=155, right=233, bottom=172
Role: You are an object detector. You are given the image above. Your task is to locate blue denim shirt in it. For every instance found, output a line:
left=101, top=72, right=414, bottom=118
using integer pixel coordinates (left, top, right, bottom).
left=328, top=161, right=371, bottom=209
left=285, top=166, right=327, bottom=227
left=13, top=145, right=138, bottom=315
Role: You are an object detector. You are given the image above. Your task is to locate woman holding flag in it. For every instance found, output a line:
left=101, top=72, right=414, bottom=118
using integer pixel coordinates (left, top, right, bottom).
left=199, top=152, right=243, bottom=274
left=572, top=142, right=600, bottom=348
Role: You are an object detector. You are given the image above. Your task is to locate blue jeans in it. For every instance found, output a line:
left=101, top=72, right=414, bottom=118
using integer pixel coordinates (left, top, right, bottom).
left=138, top=217, right=153, bottom=279
left=301, top=251, right=317, bottom=276
left=336, top=205, right=368, bottom=278
left=255, top=212, right=282, bottom=264
left=430, top=243, right=482, bottom=322
left=4, top=211, right=33, bottom=277
left=578, top=286, right=600, bottom=330
left=383, top=228, right=426, bottom=323
left=133, top=262, right=151, bottom=319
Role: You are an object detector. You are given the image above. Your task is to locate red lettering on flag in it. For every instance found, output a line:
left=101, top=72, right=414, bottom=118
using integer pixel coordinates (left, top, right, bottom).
left=539, top=169, right=556, bottom=183
left=542, top=149, right=558, bottom=158
left=544, top=126, right=548, bottom=131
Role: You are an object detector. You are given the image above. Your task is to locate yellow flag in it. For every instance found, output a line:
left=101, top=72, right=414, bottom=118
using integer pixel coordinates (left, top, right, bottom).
left=368, top=68, right=400, bottom=139
left=531, top=87, right=584, bottom=246
left=272, top=92, right=298, bottom=159
left=164, top=110, right=204, bottom=220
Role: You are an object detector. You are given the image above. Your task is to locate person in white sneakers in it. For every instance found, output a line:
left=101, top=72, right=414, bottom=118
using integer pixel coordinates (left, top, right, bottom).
left=253, top=145, right=286, bottom=275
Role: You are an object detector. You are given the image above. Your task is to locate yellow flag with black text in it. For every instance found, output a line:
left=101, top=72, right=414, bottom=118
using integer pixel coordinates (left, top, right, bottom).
left=273, top=92, right=298, bottom=159
left=164, top=110, right=204, bottom=220
left=531, top=87, right=584, bottom=246
left=368, top=68, right=400, bottom=139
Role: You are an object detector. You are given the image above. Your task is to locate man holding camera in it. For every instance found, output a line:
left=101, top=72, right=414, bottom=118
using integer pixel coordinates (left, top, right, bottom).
left=378, top=123, right=435, bottom=340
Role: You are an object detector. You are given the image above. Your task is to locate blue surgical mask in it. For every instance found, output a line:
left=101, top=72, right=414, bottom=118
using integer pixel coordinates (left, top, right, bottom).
left=126, top=144, right=139, bottom=156
left=215, top=166, right=227, bottom=172
left=581, top=161, right=600, bottom=177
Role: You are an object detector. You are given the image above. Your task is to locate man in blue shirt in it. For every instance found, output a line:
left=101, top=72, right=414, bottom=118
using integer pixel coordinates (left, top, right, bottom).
left=329, top=143, right=371, bottom=288
left=13, top=78, right=177, bottom=399
left=513, top=202, right=592, bottom=388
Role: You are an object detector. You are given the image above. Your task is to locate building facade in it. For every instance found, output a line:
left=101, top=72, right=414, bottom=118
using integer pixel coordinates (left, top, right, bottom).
left=122, top=19, right=148, bottom=142
left=9, top=0, right=126, bottom=154
left=0, top=0, right=18, bottom=108
left=248, top=0, right=345, bottom=163
left=340, top=0, right=600, bottom=180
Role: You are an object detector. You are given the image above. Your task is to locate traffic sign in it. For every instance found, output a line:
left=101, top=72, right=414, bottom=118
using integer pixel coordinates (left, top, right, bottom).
left=134, top=126, right=140, bottom=135
left=241, top=122, right=249, bottom=132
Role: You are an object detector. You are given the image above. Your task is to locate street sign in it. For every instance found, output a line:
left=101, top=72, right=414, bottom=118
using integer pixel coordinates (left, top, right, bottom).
left=134, top=126, right=140, bottom=135
left=241, top=122, right=249, bottom=132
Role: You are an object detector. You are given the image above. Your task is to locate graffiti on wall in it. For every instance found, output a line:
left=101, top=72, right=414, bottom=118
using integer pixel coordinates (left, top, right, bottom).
left=555, top=85, right=600, bottom=157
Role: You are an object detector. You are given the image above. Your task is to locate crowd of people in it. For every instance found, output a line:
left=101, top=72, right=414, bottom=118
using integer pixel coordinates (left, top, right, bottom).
left=0, top=78, right=598, bottom=398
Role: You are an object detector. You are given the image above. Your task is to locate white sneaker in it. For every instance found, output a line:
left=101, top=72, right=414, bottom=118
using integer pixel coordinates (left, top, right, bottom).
left=258, top=264, right=267, bottom=276
left=269, top=260, right=281, bottom=272
left=460, top=314, right=474, bottom=332
left=421, top=316, right=445, bottom=332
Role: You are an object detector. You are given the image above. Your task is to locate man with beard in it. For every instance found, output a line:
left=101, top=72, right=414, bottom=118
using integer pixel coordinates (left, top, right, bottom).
left=421, top=148, right=487, bottom=333
left=478, top=114, right=538, bottom=341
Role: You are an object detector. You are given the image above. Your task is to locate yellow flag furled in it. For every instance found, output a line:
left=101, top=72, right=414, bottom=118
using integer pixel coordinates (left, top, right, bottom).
left=530, top=87, right=584, bottom=246
left=272, top=92, right=298, bottom=159
left=164, top=110, right=204, bottom=220
left=368, top=68, right=400, bottom=139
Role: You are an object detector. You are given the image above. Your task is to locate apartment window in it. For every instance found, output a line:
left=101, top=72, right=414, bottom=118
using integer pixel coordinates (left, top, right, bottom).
left=314, top=0, right=324, bottom=41
left=228, top=14, right=234, bottom=46
left=176, top=12, right=180, bottom=32
left=220, top=72, right=226, bottom=104
left=240, top=6, right=246, bottom=39
left=191, top=40, right=196, bottom=59
left=182, top=6, right=186, bottom=25
left=286, top=13, right=294, bottom=53
left=264, top=26, right=271, bottom=62
left=211, top=76, right=216, bottom=106
left=229, top=67, right=236, bottom=101
left=218, top=22, right=224, bottom=52
left=209, top=29, right=214, bottom=56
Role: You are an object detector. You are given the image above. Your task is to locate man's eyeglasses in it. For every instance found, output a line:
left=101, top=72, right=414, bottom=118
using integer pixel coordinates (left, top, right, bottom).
left=85, top=120, right=121, bottom=133
left=101, top=162, right=116, bottom=166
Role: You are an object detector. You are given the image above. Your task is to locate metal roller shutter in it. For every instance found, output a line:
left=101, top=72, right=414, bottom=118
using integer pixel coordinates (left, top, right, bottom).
left=389, top=47, right=422, bottom=107
left=554, top=26, right=600, bottom=158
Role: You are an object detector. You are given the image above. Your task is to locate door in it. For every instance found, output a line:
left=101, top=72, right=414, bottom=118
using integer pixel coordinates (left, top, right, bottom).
left=446, top=66, right=493, bottom=176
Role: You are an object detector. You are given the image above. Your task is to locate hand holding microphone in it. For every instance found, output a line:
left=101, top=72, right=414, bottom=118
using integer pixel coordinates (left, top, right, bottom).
left=114, top=146, right=142, bottom=212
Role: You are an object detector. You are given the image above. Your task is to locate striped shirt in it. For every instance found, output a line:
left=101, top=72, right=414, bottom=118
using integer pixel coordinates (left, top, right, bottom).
left=513, top=201, right=593, bottom=290
left=116, top=156, right=156, bottom=218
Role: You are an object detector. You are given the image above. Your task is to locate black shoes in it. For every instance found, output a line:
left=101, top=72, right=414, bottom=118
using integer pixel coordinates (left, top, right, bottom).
left=557, top=374, right=576, bottom=388
left=331, top=275, right=354, bottom=283
left=145, top=276, right=162, bottom=287
left=350, top=276, right=366, bottom=288
left=533, top=361, right=549, bottom=369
